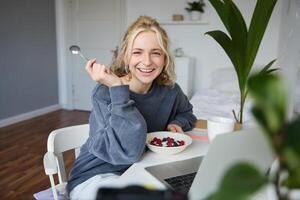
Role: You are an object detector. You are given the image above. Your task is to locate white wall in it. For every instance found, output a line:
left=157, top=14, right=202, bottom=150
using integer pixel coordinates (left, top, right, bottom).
left=126, top=0, right=282, bottom=93
left=277, top=0, right=300, bottom=118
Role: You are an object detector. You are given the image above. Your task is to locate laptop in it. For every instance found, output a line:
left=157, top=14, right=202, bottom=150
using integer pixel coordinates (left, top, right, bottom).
left=145, top=128, right=275, bottom=200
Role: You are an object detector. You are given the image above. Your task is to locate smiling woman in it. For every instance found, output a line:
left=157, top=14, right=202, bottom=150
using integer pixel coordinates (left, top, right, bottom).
left=111, top=16, right=176, bottom=89
left=124, top=31, right=166, bottom=93
left=67, top=15, right=197, bottom=200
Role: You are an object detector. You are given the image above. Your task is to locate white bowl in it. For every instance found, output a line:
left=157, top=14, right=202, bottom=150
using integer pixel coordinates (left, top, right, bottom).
left=146, top=131, right=192, bottom=155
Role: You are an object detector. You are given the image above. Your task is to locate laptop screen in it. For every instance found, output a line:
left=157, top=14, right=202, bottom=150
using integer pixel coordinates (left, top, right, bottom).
left=145, top=128, right=275, bottom=200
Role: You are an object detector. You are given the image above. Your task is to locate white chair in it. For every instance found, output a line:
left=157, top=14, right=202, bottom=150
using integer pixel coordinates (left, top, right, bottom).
left=43, top=124, right=89, bottom=200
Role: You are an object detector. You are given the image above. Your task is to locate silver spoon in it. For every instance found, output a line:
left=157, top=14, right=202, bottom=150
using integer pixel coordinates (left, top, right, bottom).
left=69, top=45, right=89, bottom=61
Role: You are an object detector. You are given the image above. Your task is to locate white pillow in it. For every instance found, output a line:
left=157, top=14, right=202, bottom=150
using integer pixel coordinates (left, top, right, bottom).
left=210, top=67, right=239, bottom=93
left=209, top=64, right=268, bottom=93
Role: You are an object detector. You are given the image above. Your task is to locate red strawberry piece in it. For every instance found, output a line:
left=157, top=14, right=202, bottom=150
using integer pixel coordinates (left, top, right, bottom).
left=167, top=137, right=174, bottom=142
left=156, top=138, right=162, bottom=144
left=167, top=141, right=174, bottom=147
left=167, top=143, right=172, bottom=147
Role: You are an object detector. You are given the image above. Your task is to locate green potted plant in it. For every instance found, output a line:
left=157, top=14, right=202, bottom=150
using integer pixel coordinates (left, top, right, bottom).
left=207, top=72, right=300, bottom=200
left=205, top=0, right=278, bottom=124
left=185, top=0, right=206, bottom=21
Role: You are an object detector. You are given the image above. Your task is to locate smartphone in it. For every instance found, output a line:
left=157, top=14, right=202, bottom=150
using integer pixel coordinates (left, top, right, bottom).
left=96, top=185, right=188, bottom=200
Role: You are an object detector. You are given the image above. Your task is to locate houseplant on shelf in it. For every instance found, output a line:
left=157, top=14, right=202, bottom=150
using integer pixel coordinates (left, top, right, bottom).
left=205, top=0, right=278, bottom=124
left=206, top=72, right=300, bottom=200
left=185, top=0, right=206, bottom=21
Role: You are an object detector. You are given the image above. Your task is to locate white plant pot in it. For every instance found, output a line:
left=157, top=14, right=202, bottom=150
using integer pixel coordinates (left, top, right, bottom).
left=189, top=11, right=202, bottom=21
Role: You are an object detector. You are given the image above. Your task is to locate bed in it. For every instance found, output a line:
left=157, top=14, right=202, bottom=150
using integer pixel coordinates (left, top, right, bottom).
left=190, top=66, right=300, bottom=125
left=189, top=67, right=254, bottom=127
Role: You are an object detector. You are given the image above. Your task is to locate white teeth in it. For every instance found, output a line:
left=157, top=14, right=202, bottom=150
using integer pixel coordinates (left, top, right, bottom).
left=138, top=68, right=154, bottom=73
left=137, top=63, right=155, bottom=73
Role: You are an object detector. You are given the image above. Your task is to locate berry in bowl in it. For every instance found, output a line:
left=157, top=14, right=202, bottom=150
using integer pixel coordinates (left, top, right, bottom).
left=146, top=131, right=192, bottom=155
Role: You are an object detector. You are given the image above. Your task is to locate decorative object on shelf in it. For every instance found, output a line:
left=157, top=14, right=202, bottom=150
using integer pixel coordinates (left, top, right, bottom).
left=174, top=48, right=184, bottom=57
left=185, top=0, right=206, bottom=21
left=205, top=0, right=278, bottom=124
left=172, top=14, right=184, bottom=21
left=206, top=72, right=300, bottom=200
left=174, top=57, right=194, bottom=98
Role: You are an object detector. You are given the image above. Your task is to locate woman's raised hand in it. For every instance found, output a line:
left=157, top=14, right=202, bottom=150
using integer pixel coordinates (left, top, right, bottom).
left=85, top=59, right=122, bottom=87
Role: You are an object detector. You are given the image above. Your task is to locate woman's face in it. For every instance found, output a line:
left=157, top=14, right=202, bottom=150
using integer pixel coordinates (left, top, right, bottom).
left=128, top=31, right=165, bottom=86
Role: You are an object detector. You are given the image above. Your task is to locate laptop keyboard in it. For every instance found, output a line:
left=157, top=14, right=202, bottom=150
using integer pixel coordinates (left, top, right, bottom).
left=164, top=172, right=197, bottom=193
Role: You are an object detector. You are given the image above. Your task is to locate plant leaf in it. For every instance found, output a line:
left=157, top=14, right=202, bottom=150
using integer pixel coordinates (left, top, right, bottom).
left=281, top=92, right=300, bottom=190
left=208, top=0, right=248, bottom=83
left=208, top=0, right=231, bottom=32
left=285, top=116, right=300, bottom=154
left=207, top=0, right=277, bottom=124
left=282, top=147, right=300, bottom=174
left=245, top=0, right=277, bottom=75
left=251, top=107, right=271, bottom=137
left=282, top=166, right=300, bottom=188
left=205, top=30, right=238, bottom=73
left=226, top=0, right=248, bottom=75
left=205, top=30, right=246, bottom=93
left=207, top=162, right=267, bottom=200
left=248, top=73, right=287, bottom=134
left=259, top=59, right=277, bottom=75
left=265, top=68, right=280, bottom=74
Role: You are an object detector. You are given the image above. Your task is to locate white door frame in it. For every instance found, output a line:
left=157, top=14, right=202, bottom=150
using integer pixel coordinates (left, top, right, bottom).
left=54, top=0, right=127, bottom=109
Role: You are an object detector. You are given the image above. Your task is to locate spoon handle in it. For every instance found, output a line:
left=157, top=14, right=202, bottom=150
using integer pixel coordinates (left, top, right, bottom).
left=79, top=52, right=89, bottom=61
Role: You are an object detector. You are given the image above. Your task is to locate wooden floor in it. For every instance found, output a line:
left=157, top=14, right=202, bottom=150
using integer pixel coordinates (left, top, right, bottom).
left=0, top=110, right=90, bottom=200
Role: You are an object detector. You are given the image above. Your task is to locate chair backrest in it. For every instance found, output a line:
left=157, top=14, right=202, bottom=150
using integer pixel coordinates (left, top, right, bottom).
left=47, top=124, right=89, bottom=183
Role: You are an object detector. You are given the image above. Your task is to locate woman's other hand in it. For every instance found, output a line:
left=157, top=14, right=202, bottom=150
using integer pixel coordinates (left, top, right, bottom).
left=85, top=59, right=122, bottom=87
left=167, top=124, right=183, bottom=133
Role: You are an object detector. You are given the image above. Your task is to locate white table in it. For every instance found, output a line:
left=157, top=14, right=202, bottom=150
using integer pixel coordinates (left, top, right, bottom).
left=111, top=129, right=272, bottom=200
left=117, top=130, right=210, bottom=189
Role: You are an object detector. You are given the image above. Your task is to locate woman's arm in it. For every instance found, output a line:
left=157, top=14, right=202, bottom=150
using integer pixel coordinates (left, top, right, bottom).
left=87, top=84, right=147, bottom=165
left=168, top=86, right=197, bottom=132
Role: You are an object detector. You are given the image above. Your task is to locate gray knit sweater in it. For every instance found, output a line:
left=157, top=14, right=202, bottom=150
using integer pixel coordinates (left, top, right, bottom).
left=67, top=83, right=197, bottom=193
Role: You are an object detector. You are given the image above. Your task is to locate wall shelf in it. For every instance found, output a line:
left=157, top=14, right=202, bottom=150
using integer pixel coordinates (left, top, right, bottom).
left=159, top=20, right=209, bottom=25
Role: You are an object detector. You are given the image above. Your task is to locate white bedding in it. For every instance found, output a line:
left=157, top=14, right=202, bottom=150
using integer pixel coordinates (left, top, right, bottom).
left=190, top=88, right=254, bottom=125
left=190, top=66, right=263, bottom=127
left=190, top=66, right=300, bottom=126
left=190, top=88, right=300, bottom=124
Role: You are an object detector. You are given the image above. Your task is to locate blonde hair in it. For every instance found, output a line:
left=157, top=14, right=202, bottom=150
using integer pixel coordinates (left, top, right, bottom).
left=111, top=16, right=176, bottom=86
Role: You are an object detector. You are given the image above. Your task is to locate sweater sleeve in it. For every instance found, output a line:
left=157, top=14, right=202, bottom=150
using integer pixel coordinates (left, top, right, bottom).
left=169, top=86, right=197, bottom=131
left=87, top=84, right=147, bottom=165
